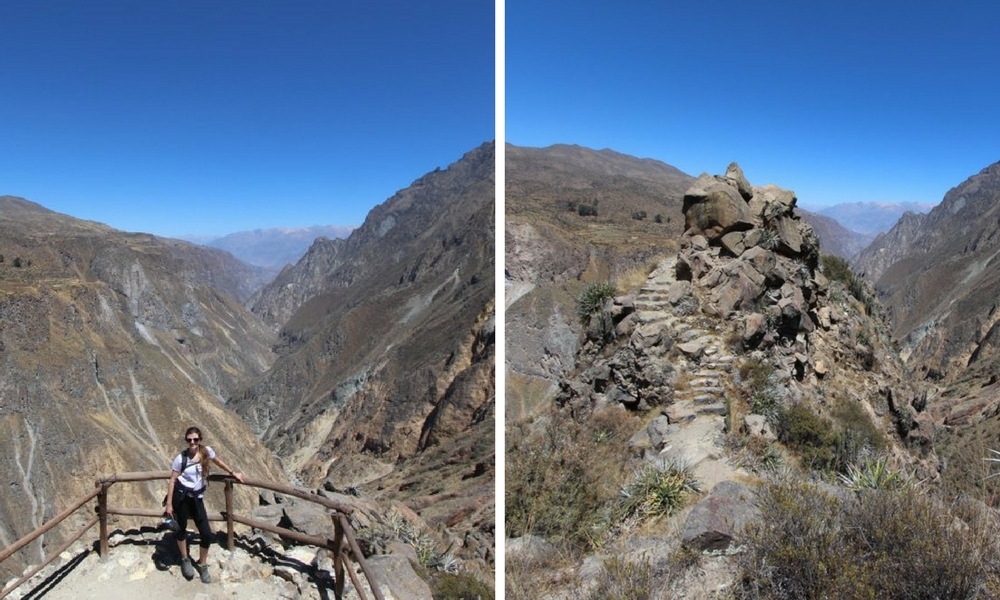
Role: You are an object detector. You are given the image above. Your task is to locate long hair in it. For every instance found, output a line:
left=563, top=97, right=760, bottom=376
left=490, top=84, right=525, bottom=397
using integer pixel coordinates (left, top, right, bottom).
left=185, top=426, right=210, bottom=479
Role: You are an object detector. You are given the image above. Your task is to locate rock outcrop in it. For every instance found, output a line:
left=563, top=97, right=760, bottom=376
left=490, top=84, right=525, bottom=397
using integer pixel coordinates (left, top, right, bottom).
left=559, top=163, right=931, bottom=476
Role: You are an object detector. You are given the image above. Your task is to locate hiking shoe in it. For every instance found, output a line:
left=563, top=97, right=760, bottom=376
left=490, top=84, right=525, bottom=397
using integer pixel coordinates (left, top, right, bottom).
left=180, top=557, right=196, bottom=579
left=198, top=563, right=212, bottom=584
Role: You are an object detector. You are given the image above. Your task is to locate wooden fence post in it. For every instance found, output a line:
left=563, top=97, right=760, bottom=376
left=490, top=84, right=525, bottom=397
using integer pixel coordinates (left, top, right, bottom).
left=225, top=479, right=234, bottom=551
left=97, top=483, right=109, bottom=557
left=332, top=514, right=345, bottom=599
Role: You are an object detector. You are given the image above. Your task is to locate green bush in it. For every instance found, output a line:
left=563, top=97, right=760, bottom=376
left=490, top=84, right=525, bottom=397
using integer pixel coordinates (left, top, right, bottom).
left=578, top=204, right=598, bottom=217
left=576, top=282, right=617, bottom=324
left=775, top=400, right=886, bottom=474
left=737, top=478, right=1000, bottom=599
left=838, top=455, right=905, bottom=491
left=739, top=358, right=782, bottom=421
left=775, top=404, right=839, bottom=470
left=820, top=254, right=854, bottom=286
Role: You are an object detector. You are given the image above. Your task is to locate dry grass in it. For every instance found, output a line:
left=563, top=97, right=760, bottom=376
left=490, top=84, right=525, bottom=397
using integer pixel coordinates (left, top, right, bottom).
left=736, top=477, right=1000, bottom=599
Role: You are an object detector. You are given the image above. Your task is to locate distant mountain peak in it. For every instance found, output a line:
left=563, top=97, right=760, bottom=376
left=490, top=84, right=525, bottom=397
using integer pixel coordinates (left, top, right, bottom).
left=206, top=224, right=354, bottom=269
left=815, top=201, right=934, bottom=235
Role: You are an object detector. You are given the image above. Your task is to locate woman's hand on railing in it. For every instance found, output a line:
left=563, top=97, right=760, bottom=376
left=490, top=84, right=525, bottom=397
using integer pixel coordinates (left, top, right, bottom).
left=233, top=472, right=245, bottom=484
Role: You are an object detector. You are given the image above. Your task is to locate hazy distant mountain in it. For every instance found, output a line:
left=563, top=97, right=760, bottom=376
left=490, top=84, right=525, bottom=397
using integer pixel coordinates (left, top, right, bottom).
left=796, top=208, right=875, bottom=260
left=817, top=201, right=934, bottom=234
left=207, top=225, right=354, bottom=269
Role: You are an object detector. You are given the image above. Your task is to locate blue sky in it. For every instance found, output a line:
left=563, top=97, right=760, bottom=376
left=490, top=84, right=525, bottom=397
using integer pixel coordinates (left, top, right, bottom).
left=506, top=1, right=1000, bottom=210
left=0, top=1, right=493, bottom=238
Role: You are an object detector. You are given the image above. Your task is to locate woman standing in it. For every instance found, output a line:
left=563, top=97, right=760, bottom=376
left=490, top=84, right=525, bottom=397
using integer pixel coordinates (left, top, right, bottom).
left=164, top=426, right=244, bottom=583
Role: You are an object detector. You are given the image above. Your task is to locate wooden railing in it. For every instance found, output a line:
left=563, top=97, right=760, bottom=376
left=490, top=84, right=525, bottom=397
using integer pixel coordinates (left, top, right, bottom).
left=0, top=471, right=384, bottom=600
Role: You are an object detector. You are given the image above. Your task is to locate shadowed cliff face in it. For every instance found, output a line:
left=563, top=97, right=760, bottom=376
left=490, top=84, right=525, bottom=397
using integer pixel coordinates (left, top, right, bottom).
left=233, top=143, right=496, bottom=565
left=0, top=197, right=286, bottom=576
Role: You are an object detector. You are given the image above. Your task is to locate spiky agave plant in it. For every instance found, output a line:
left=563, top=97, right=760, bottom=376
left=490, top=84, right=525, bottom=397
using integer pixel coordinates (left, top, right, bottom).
left=618, top=459, right=700, bottom=519
left=838, top=455, right=904, bottom=491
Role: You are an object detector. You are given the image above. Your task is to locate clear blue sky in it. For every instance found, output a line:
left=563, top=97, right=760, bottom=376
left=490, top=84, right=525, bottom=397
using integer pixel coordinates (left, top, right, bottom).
left=0, top=1, right=493, bottom=238
left=506, top=1, right=1000, bottom=210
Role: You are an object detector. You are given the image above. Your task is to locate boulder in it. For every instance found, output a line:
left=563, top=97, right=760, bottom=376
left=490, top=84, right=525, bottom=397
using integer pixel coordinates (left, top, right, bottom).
left=681, top=481, right=758, bottom=551
left=721, top=162, right=754, bottom=201
left=773, top=216, right=804, bottom=255
left=683, top=176, right=755, bottom=240
left=355, top=554, right=433, bottom=600
left=750, top=184, right=797, bottom=221
left=742, top=414, right=777, bottom=442
left=507, top=535, right=557, bottom=563
left=720, top=231, right=746, bottom=256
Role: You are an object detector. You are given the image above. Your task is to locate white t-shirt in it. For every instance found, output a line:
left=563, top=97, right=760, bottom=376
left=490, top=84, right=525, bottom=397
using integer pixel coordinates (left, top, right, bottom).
left=172, top=446, right=216, bottom=494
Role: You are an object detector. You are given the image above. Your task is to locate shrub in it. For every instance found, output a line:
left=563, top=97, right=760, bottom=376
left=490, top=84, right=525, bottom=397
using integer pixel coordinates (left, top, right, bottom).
left=354, top=509, right=441, bottom=568
left=775, top=404, right=839, bottom=470
left=631, top=210, right=647, bottom=220
left=820, top=254, right=854, bottom=286
left=654, top=214, right=663, bottom=223
left=775, top=400, right=886, bottom=474
left=578, top=204, right=598, bottom=217
left=576, top=282, right=617, bottom=324
left=505, top=406, right=636, bottom=549
left=736, top=478, right=1000, bottom=599
left=739, top=358, right=782, bottom=421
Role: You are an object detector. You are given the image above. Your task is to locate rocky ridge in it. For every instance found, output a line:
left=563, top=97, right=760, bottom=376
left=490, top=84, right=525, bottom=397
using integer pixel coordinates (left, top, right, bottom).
left=525, top=164, right=932, bottom=596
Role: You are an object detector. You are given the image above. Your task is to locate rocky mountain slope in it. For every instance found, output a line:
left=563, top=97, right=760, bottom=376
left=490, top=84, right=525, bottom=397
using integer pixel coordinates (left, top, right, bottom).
left=854, top=161, right=1000, bottom=383
left=851, top=161, right=1000, bottom=503
left=231, top=142, right=496, bottom=569
left=0, top=197, right=287, bottom=577
left=505, top=144, right=871, bottom=420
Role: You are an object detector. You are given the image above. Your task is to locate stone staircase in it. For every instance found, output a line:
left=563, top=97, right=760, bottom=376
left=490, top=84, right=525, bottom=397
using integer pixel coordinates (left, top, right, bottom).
left=632, top=257, right=744, bottom=491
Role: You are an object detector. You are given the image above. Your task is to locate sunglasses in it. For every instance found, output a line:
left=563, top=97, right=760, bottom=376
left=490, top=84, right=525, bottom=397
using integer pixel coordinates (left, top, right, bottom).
left=186, top=437, right=201, bottom=443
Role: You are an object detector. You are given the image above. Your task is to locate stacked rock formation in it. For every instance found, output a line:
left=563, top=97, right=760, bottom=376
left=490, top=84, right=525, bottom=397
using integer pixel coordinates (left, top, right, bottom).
left=678, top=163, right=823, bottom=345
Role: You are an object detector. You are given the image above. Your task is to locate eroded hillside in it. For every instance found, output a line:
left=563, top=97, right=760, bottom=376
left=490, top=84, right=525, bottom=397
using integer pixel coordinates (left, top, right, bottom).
left=232, top=143, right=496, bottom=571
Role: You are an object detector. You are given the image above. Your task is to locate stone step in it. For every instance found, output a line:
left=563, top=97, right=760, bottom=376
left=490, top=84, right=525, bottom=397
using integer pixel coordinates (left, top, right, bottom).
left=691, top=394, right=723, bottom=405
left=636, top=313, right=674, bottom=326
left=697, top=403, right=728, bottom=416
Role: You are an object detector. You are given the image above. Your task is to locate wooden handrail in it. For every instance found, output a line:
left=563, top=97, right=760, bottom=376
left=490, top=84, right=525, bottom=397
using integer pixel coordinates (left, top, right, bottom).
left=0, top=487, right=100, bottom=564
left=0, top=514, right=99, bottom=600
left=1, top=471, right=381, bottom=599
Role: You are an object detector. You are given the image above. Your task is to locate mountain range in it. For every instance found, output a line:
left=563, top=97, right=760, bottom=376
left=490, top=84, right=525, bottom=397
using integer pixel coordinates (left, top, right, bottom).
left=202, top=225, right=354, bottom=270
left=817, top=200, right=935, bottom=234
left=0, top=142, right=495, bottom=585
